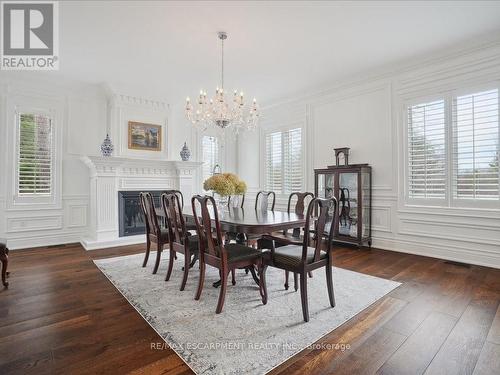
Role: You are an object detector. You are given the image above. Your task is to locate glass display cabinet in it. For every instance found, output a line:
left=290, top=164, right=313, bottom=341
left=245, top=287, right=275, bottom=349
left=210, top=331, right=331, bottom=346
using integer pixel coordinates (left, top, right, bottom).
left=314, top=162, right=372, bottom=248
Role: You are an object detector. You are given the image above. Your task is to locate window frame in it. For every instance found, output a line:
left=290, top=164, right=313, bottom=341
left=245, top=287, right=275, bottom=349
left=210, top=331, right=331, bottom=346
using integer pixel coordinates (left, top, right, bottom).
left=200, top=133, right=222, bottom=191
left=7, top=96, right=62, bottom=210
left=450, top=83, right=500, bottom=209
left=16, top=111, right=54, bottom=199
left=262, top=123, right=305, bottom=196
left=403, top=82, right=500, bottom=210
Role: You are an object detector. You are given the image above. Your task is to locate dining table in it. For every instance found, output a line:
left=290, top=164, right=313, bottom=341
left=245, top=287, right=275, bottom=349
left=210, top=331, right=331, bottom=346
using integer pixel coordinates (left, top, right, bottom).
left=157, top=205, right=306, bottom=287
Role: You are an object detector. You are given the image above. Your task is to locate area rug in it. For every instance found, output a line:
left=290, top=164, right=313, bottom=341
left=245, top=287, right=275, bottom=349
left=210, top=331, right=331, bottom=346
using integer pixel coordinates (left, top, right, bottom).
left=94, top=253, right=400, bottom=374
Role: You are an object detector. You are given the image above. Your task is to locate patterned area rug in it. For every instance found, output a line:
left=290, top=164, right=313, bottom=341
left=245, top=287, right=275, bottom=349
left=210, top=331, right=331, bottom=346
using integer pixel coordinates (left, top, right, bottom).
left=94, top=253, right=400, bottom=374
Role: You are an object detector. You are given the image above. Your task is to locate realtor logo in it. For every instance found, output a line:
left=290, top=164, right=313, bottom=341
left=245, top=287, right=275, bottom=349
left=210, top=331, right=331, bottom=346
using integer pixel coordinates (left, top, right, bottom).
left=1, top=1, right=59, bottom=70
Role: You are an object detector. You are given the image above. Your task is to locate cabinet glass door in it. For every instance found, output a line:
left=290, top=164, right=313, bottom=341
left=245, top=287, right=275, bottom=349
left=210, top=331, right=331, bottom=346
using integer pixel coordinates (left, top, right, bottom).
left=338, top=172, right=358, bottom=238
left=317, top=173, right=335, bottom=199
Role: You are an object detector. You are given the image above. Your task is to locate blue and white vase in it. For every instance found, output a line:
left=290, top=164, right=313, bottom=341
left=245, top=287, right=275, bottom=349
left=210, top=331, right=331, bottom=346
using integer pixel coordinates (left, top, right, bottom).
left=180, top=142, right=191, bottom=161
left=100, top=134, right=114, bottom=157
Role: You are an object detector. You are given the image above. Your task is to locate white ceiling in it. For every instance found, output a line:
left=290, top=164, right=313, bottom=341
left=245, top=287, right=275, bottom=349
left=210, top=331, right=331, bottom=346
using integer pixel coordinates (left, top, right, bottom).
left=12, top=1, right=500, bottom=104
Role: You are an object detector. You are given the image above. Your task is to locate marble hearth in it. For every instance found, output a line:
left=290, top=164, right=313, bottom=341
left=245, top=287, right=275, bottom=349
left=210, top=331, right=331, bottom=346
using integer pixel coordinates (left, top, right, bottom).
left=81, top=156, right=202, bottom=250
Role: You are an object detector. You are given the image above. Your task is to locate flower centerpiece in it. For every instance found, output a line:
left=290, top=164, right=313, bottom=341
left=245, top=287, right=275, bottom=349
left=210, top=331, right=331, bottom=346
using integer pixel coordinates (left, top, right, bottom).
left=203, top=173, right=247, bottom=207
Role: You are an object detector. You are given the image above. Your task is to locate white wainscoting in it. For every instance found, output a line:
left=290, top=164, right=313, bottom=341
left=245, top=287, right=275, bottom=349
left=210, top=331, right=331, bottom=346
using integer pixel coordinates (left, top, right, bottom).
left=4, top=194, right=89, bottom=250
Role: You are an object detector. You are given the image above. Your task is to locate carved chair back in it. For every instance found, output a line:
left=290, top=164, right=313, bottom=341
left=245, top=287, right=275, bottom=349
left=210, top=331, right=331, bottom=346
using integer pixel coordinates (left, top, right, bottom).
left=164, top=189, right=184, bottom=209
left=287, top=192, right=315, bottom=215
left=255, top=190, right=276, bottom=211
left=191, top=195, right=226, bottom=261
left=139, top=192, right=161, bottom=238
left=301, top=197, right=338, bottom=264
left=162, top=192, right=186, bottom=246
left=286, top=192, right=315, bottom=237
left=228, top=194, right=245, bottom=209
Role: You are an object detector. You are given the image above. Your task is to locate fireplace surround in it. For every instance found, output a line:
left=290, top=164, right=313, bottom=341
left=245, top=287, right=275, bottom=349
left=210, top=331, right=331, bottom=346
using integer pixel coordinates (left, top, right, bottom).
left=81, top=156, right=202, bottom=250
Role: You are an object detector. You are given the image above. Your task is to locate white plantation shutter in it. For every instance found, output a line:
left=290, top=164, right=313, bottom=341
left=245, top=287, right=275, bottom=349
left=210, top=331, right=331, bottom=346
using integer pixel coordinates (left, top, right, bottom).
left=407, top=100, right=446, bottom=200
left=202, top=135, right=219, bottom=185
left=453, top=89, right=499, bottom=200
left=283, top=128, right=302, bottom=192
left=17, top=113, right=53, bottom=195
left=266, top=131, right=283, bottom=193
left=265, top=128, right=302, bottom=194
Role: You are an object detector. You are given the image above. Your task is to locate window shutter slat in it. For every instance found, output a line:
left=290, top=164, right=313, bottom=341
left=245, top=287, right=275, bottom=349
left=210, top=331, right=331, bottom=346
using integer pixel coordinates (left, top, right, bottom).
left=202, top=135, right=219, bottom=188
left=407, top=100, right=446, bottom=199
left=266, top=128, right=302, bottom=194
left=453, top=89, right=499, bottom=200
left=17, top=113, right=53, bottom=196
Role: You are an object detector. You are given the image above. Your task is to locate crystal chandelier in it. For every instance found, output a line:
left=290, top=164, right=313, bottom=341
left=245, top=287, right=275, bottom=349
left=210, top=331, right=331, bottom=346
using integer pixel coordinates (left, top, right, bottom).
left=185, top=32, right=259, bottom=133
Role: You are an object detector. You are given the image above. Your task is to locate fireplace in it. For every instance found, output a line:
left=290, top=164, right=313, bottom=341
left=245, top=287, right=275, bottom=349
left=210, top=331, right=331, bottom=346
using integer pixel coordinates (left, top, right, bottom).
left=81, top=156, right=201, bottom=250
left=118, top=191, right=165, bottom=237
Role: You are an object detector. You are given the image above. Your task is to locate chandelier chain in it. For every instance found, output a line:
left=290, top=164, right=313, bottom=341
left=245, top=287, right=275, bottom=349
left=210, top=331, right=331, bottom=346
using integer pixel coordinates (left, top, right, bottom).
left=221, top=36, right=224, bottom=89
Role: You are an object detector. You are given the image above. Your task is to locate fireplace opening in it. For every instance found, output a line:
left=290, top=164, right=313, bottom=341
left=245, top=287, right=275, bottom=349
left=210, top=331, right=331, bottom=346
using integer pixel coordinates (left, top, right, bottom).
left=118, top=191, right=165, bottom=237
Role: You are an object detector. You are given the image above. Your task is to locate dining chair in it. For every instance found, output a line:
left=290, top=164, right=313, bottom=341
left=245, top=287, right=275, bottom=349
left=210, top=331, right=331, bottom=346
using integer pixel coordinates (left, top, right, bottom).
left=163, top=189, right=197, bottom=231
left=228, top=194, right=245, bottom=208
left=226, top=194, right=246, bottom=283
left=259, top=196, right=338, bottom=322
left=284, top=192, right=315, bottom=289
left=244, top=190, right=277, bottom=246
left=139, top=192, right=168, bottom=274
left=162, top=192, right=199, bottom=291
left=257, top=192, right=315, bottom=290
left=191, top=195, right=268, bottom=314
left=255, top=190, right=276, bottom=211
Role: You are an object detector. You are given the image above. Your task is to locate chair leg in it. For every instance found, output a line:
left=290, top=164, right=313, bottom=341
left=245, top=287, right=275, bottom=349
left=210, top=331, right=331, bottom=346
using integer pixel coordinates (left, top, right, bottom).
left=248, top=266, right=260, bottom=285
left=259, top=264, right=268, bottom=305
left=284, top=270, right=289, bottom=290
left=300, top=272, right=309, bottom=322
left=308, top=271, right=313, bottom=278
left=231, top=269, right=236, bottom=285
left=326, top=263, right=335, bottom=308
left=195, top=261, right=205, bottom=300
left=165, top=249, right=175, bottom=281
left=1, top=255, right=8, bottom=288
left=142, top=239, right=151, bottom=267
left=180, top=251, right=190, bottom=291
left=216, top=270, right=229, bottom=314
left=294, top=272, right=298, bottom=292
left=152, top=243, right=162, bottom=274
left=189, top=253, right=198, bottom=268
left=245, top=268, right=249, bottom=275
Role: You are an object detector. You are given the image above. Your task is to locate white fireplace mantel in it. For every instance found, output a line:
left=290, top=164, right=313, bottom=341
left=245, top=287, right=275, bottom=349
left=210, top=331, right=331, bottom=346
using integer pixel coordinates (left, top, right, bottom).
left=80, top=155, right=202, bottom=250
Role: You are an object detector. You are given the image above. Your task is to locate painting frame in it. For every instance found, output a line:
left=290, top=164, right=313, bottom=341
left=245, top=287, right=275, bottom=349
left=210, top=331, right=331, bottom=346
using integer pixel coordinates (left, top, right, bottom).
left=128, top=121, right=162, bottom=151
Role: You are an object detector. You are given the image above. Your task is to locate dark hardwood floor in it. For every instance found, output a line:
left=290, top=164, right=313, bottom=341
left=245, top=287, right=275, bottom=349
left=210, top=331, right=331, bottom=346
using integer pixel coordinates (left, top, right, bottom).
left=1, top=243, right=499, bottom=374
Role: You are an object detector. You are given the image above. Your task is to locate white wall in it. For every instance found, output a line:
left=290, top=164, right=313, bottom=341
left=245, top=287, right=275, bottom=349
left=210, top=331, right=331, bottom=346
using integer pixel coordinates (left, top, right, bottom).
left=238, top=41, right=500, bottom=268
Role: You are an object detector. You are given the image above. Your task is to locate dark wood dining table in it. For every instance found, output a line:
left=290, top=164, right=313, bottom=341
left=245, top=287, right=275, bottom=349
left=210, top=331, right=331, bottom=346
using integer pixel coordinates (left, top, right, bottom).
left=156, top=206, right=306, bottom=286
left=157, top=206, right=306, bottom=236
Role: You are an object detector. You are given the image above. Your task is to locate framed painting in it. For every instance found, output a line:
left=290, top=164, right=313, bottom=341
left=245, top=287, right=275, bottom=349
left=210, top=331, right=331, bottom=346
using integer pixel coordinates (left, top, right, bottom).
left=128, top=121, right=162, bottom=151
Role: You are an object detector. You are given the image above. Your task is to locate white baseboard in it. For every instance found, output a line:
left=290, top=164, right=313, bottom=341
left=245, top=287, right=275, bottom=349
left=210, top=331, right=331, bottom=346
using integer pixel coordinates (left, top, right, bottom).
left=372, top=236, right=500, bottom=269
left=7, top=232, right=83, bottom=250
left=81, top=234, right=146, bottom=250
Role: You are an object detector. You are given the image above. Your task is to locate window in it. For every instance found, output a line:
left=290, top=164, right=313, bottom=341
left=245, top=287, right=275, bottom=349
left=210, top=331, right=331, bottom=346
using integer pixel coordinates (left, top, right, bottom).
left=406, top=87, right=499, bottom=207
left=265, top=127, right=302, bottom=194
left=407, top=100, right=446, bottom=200
left=453, top=89, right=499, bottom=200
left=202, top=135, right=219, bottom=185
left=17, top=113, right=53, bottom=196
